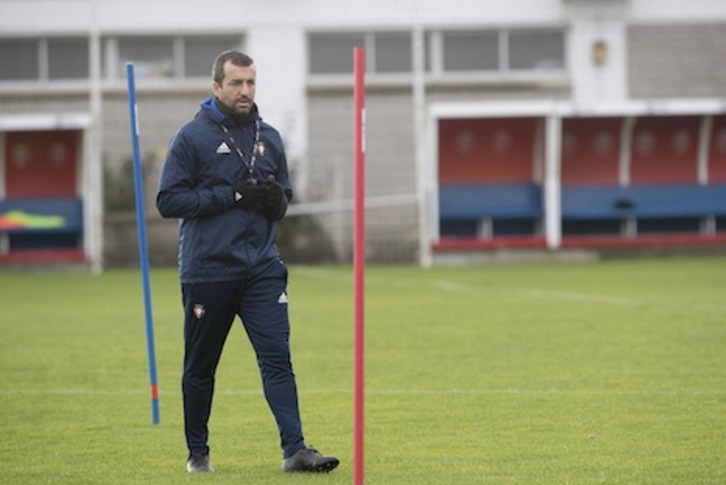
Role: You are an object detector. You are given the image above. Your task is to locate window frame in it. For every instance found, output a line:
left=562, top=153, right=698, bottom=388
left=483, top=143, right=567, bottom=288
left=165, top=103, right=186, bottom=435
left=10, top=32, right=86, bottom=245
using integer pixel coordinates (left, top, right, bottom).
left=307, top=26, right=568, bottom=86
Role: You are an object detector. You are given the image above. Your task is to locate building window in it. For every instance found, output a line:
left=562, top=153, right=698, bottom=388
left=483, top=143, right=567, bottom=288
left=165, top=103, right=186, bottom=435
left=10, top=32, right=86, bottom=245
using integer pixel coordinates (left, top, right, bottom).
left=508, top=30, right=565, bottom=70
left=117, top=36, right=175, bottom=79
left=309, top=33, right=366, bottom=74
left=373, top=32, right=412, bottom=73
left=307, top=27, right=565, bottom=79
left=48, top=38, right=89, bottom=80
left=308, top=31, right=415, bottom=75
left=0, top=39, right=39, bottom=80
left=113, top=35, right=244, bottom=80
left=0, top=34, right=244, bottom=85
left=184, top=36, right=243, bottom=78
left=442, top=31, right=499, bottom=72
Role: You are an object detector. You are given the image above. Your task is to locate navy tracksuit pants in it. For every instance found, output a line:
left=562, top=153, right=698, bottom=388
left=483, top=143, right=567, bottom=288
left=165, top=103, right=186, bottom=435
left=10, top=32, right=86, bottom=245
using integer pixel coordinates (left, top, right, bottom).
left=181, top=259, right=305, bottom=459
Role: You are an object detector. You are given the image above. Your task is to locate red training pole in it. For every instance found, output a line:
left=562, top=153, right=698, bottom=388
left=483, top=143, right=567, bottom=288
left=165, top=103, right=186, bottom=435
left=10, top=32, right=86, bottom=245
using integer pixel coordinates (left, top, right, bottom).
left=353, top=46, right=366, bottom=485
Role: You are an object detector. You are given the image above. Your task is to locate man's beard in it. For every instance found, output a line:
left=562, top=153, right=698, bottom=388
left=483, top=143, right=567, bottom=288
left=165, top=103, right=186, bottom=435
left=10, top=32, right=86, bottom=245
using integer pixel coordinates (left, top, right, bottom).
left=214, top=97, right=257, bottom=125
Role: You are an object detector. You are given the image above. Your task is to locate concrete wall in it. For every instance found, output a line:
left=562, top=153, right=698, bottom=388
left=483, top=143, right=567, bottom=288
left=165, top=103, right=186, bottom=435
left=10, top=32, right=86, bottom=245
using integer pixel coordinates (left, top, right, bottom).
left=628, top=23, right=726, bottom=98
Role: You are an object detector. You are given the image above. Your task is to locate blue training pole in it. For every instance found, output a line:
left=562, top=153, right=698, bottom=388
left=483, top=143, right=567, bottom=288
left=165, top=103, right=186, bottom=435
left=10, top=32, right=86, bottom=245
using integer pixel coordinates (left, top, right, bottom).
left=125, top=62, right=160, bottom=425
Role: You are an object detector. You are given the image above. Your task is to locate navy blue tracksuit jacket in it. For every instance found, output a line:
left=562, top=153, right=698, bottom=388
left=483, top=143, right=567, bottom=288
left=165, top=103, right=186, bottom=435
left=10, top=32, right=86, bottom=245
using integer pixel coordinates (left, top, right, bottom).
left=157, top=96, right=292, bottom=283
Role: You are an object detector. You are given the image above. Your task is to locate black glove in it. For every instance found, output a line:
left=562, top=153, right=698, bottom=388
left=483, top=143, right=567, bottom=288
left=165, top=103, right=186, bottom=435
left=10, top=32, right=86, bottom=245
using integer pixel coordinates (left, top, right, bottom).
left=233, top=180, right=267, bottom=210
left=264, top=179, right=285, bottom=220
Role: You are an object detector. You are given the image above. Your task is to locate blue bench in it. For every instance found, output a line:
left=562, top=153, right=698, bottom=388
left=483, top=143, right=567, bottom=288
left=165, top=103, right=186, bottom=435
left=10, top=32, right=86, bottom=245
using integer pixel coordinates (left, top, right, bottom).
left=439, top=183, right=542, bottom=220
left=438, top=183, right=543, bottom=238
left=561, top=184, right=726, bottom=220
left=0, top=197, right=84, bottom=235
left=438, top=182, right=726, bottom=240
left=436, top=182, right=726, bottom=249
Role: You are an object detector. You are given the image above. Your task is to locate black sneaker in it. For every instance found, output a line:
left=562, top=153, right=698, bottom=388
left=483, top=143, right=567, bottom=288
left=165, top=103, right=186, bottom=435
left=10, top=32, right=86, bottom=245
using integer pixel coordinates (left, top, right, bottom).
left=282, top=446, right=340, bottom=473
left=186, top=454, right=214, bottom=473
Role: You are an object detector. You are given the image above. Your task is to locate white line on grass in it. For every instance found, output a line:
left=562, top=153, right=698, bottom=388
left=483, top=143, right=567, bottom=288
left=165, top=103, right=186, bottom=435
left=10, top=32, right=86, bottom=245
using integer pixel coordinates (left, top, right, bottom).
left=429, top=280, right=636, bottom=306
left=512, top=288, right=636, bottom=306
left=413, top=277, right=636, bottom=307
left=296, top=268, right=636, bottom=306
left=428, top=279, right=478, bottom=293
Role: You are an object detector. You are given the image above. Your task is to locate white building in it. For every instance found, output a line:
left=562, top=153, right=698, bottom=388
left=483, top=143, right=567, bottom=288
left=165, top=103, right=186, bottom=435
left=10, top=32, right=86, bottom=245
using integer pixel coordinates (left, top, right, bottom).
left=1, top=0, right=726, bottom=267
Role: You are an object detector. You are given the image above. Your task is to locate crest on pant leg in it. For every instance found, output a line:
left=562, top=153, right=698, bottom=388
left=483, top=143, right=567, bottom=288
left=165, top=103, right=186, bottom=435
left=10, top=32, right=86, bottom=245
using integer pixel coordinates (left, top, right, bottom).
left=193, top=304, right=206, bottom=319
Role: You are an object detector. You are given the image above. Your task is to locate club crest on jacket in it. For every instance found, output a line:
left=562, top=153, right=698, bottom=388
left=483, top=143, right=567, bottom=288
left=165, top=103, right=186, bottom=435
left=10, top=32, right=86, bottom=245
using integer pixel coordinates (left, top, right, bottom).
left=193, top=304, right=206, bottom=319
left=255, top=141, right=266, bottom=157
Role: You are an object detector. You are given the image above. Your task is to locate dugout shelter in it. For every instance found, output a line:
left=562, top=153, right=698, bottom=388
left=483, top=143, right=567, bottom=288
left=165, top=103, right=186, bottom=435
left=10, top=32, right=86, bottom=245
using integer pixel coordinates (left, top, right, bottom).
left=427, top=98, right=726, bottom=262
left=0, top=113, right=102, bottom=268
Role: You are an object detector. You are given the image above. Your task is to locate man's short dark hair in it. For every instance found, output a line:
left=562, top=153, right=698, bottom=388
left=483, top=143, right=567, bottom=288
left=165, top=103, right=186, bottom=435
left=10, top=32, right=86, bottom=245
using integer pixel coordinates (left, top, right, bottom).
left=212, top=50, right=254, bottom=84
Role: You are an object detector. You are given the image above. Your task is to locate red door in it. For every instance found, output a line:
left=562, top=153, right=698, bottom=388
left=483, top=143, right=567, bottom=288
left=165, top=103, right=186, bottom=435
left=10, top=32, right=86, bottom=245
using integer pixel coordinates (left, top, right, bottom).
left=4, top=130, right=79, bottom=197
left=561, top=117, right=622, bottom=185
left=438, top=117, right=539, bottom=184
left=629, top=116, right=700, bottom=184
left=709, top=115, right=726, bottom=183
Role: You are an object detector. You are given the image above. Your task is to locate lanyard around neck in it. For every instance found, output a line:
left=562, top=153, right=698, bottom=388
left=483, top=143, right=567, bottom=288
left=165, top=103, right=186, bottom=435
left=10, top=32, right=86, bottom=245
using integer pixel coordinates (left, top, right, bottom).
left=218, top=120, right=261, bottom=181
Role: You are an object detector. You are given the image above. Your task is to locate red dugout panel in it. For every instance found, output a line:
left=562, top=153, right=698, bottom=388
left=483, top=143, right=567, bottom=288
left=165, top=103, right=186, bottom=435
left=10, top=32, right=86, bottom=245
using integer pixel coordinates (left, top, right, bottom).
left=708, top=115, right=726, bottom=182
left=438, top=117, right=539, bottom=183
left=561, top=117, right=621, bottom=185
left=629, top=116, right=700, bottom=184
left=4, top=130, right=79, bottom=198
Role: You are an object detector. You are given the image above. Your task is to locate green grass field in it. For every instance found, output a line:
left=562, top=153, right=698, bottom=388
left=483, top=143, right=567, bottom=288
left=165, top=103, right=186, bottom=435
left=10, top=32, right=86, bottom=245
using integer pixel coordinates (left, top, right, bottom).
left=1, top=256, right=725, bottom=484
